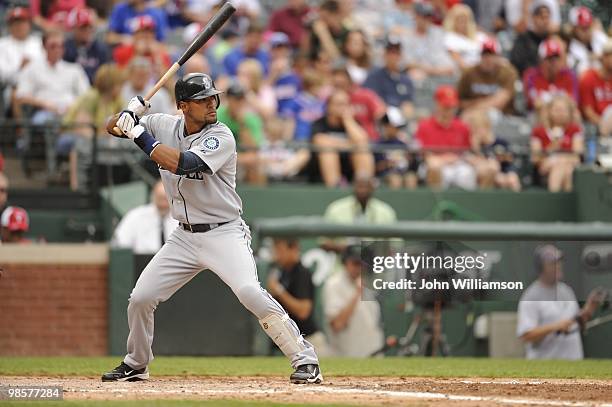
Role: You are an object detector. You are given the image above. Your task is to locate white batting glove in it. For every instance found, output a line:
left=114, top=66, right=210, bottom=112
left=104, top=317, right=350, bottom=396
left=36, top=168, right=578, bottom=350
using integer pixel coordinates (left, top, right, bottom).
left=126, top=124, right=146, bottom=140
left=117, top=110, right=138, bottom=136
left=127, top=96, right=151, bottom=118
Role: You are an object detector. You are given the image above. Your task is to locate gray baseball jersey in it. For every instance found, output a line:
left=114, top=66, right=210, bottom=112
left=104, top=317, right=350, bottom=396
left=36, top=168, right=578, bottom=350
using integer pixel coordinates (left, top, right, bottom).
left=140, top=114, right=242, bottom=224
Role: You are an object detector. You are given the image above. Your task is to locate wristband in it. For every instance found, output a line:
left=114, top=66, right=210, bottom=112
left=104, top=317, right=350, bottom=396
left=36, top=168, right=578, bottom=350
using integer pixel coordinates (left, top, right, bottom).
left=133, top=126, right=160, bottom=156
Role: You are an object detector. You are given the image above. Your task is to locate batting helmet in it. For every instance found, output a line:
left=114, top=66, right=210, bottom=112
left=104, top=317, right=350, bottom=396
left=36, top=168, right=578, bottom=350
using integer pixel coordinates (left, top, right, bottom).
left=174, top=73, right=222, bottom=108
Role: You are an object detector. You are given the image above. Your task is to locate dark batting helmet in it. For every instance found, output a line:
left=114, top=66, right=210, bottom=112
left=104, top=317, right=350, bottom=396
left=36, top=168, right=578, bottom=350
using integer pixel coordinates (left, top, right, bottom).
left=174, top=73, right=223, bottom=108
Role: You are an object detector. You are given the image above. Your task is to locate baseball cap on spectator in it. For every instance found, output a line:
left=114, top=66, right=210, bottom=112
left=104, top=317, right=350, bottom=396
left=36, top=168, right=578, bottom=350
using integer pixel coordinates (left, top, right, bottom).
left=414, top=1, right=434, bottom=17
left=569, top=6, right=593, bottom=27
left=530, top=0, right=550, bottom=15
left=226, top=82, right=246, bottom=98
left=382, top=107, right=407, bottom=128
left=434, top=85, right=459, bottom=108
left=6, top=6, right=30, bottom=21
left=481, top=37, right=500, bottom=55
left=384, top=34, right=402, bottom=51
left=130, top=15, right=156, bottom=33
left=269, top=32, right=290, bottom=48
left=538, top=38, right=562, bottom=59
left=1, top=206, right=29, bottom=232
left=342, top=245, right=362, bottom=263
left=0, top=154, right=4, bottom=172
left=66, top=8, right=94, bottom=29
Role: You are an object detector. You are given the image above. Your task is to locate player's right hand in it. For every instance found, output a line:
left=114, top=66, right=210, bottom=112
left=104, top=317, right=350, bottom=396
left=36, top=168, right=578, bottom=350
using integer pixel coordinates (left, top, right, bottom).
left=117, top=110, right=139, bottom=136
left=127, top=96, right=151, bottom=118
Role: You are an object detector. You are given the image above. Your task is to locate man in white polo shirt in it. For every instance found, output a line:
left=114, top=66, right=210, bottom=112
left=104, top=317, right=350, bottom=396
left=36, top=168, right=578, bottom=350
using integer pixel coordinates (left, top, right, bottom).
left=14, top=29, right=89, bottom=124
left=0, top=7, right=44, bottom=93
left=323, top=245, right=384, bottom=357
left=112, top=181, right=176, bottom=254
left=517, top=244, right=604, bottom=359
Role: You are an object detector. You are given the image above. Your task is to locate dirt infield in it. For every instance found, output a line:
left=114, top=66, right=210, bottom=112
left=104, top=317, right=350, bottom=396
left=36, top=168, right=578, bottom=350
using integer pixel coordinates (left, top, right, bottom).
left=2, top=376, right=612, bottom=406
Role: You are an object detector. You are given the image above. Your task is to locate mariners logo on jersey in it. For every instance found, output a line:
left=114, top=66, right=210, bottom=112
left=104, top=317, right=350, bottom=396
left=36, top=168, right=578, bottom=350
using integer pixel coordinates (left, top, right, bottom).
left=203, top=136, right=220, bottom=151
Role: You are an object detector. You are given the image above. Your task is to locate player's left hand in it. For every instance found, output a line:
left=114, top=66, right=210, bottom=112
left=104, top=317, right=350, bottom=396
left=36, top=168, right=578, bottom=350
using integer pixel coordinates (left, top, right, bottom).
left=125, top=124, right=147, bottom=141
left=127, top=96, right=151, bottom=118
left=117, top=110, right=139, bottom=136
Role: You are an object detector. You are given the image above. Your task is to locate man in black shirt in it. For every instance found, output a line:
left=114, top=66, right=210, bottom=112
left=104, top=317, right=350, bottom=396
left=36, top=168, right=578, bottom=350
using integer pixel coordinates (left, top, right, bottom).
left=267, top=238, right=331, bottom=355
left=510, top=2, right=553, bottom=76
left=310, top=89, right=374, bottom=186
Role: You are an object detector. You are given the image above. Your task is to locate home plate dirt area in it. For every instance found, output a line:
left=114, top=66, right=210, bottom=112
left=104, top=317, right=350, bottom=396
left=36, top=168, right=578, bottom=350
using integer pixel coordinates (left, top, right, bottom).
left=3, top=376, right=612, bottom=406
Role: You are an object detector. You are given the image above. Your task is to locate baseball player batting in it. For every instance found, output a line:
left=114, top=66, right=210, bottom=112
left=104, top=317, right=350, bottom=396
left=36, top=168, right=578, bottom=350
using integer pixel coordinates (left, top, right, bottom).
left=101, top=74, right=322, bottom=384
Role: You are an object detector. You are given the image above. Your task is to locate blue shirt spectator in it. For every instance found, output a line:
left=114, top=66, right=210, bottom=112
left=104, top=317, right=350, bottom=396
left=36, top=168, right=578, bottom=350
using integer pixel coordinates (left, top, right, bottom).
left=275, top=73, right=302, bottom=114
left=363, top=36, right=414, bottom=120
left=268, top=32, right=302, bottom=114
left=108, top=0, right=169, bottom=42
left=63, top=9, right=111, bottom=84
left=280, top=71, right=325, bottom=141
left=222, top=22, right=269, bottom=76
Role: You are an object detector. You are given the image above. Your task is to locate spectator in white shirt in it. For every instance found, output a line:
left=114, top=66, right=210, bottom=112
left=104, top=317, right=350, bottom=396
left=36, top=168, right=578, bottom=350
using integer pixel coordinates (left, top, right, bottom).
left=112, top=181, right=176, bottom=255
left=517, top=244, right=605, bottom=359
left=14, top=29, right=89, bottom=125
left=323, top=245, right=384, bottom=357
left=0, top=7, right=44, bottom=87
left=403, top=1, right=455, bottom=81
left=443, top=4, right=487, bottom=71
left=567, top=6, right=609, bottom=75
left=0, top=7, right=44, bottom=111
left=121, top=57, right=175, bottom=115
left=504, top=0, right=560, bottom=34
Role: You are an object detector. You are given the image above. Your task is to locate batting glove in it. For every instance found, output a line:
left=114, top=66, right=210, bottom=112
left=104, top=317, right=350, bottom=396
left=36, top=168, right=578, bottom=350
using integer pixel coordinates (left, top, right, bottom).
left=117, top=110, right=139, bottom=136
left=127, top=124, right=146, bottom=140
left=127, top=96, right=151, bottom=118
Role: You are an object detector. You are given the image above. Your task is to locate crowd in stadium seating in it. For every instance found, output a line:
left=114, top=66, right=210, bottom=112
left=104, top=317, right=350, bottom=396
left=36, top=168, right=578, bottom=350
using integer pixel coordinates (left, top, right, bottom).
left=0, top=0, right=611, bottom=192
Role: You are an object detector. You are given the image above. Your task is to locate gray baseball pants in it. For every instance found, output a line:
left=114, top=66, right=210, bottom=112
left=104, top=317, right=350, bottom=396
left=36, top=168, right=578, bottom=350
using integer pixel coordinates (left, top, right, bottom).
left=123, top=218, right=319, bottom=370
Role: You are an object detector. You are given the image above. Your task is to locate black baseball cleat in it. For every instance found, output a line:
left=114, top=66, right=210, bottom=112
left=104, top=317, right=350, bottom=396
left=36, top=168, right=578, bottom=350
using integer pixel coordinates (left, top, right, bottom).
left=290, top=364, right=323, bottom=384
left=101, top=362, right=149, bottom=382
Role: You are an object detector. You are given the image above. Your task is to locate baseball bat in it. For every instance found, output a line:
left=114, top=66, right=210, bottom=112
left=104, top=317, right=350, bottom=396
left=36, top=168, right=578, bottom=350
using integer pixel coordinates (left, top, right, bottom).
left=113, top=1, right=236, bottom=135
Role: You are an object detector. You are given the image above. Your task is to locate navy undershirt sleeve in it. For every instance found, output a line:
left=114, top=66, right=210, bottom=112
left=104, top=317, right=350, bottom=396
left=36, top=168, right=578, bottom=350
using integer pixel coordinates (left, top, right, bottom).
left=176, top=151, right=210, bottom=175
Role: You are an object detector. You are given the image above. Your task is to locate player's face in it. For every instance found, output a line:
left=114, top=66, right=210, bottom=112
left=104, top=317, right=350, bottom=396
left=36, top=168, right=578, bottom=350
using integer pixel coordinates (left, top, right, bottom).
left=186, top=96, right=218, bottom=125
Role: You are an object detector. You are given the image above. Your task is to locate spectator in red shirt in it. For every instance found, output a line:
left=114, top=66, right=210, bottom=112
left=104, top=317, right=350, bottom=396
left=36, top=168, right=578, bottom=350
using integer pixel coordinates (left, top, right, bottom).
left=523, top=38, right=579, bottom=114
left=531, top=93, right=584, bottom=192
left=29, top=0, right=86, bottom=31
left=331, top=64, right=386, bottom=142
left=112, top=15, right=171, bottom=73
left=416, top=85, right=476, bottom=190
left=267, top=0, right=311, bottom=49
left=579, top=39, right=612, bottom=136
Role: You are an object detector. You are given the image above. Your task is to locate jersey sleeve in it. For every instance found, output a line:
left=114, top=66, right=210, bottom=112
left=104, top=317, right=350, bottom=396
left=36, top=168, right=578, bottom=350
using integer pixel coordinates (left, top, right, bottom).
left=139, top=114, right=166, bottom=140
left=188, top=126, right=236, bottom=175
